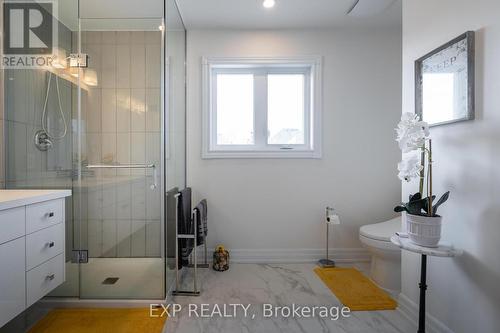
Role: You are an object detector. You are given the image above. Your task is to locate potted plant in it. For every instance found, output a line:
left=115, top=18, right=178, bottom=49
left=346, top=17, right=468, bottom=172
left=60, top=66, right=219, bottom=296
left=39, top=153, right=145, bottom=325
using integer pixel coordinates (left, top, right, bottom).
left=394, top=113, right=450, bottom=247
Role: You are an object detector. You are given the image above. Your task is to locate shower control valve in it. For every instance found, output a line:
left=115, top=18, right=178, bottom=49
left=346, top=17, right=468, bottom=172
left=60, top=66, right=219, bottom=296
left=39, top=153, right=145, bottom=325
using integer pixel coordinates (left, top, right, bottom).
left=34, top=130, right=53, bottom=151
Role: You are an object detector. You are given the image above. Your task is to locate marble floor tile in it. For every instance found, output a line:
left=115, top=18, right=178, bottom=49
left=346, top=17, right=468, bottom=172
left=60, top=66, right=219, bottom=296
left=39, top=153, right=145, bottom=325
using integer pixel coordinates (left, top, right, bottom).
left=0, top=263, right=415, bottom=333
left=165, top=263, right=415, bottom=333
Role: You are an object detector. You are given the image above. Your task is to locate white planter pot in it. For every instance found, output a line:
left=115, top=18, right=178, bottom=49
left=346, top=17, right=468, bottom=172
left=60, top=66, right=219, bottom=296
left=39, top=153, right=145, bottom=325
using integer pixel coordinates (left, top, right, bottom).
left=406, top=214, right=442, bottom=247
left=401, top=211, right=407, bottom=233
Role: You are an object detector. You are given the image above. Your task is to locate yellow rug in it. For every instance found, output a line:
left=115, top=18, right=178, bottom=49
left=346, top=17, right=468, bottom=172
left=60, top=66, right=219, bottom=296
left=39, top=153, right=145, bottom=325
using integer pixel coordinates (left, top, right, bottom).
left=28, top=308, right=166, bottom=333
left=314, top=267, right=397, bottom=311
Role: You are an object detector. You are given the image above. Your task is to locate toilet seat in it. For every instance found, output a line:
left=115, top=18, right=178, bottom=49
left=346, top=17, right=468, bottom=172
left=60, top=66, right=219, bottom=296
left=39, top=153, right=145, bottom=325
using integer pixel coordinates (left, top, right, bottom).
left=359, top=217, right=401, bottom=242
left=359, top=234, right=398, bottom=250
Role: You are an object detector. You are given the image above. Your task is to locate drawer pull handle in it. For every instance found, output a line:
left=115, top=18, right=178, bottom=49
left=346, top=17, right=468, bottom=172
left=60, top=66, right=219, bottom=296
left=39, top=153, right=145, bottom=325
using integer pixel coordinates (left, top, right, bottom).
left=46, top=241, right=55, bottom=248
left=48, top=212, right=55, bottom=218
left=46, top=274, right=55, bottom=281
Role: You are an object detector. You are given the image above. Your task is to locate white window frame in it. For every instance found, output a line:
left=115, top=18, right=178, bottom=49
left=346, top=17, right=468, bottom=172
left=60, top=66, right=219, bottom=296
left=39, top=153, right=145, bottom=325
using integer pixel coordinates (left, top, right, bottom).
left=202, top=56, right=322, bottom=159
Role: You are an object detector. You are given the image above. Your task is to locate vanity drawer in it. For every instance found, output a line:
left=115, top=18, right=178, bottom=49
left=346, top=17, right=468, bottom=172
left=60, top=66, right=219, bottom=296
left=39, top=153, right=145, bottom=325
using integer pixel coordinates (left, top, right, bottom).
left=26, top=223, right=64, bottom=271
left=0, top=207, right=25, bottom=244
left=26, top=253, right=64, bottom=307
left=26, top=199, right=64, bottom=234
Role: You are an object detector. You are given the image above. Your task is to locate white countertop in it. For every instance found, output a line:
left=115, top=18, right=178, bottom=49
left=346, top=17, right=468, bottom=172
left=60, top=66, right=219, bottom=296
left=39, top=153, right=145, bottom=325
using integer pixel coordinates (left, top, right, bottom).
left=0, top=190, right=72, bottom=211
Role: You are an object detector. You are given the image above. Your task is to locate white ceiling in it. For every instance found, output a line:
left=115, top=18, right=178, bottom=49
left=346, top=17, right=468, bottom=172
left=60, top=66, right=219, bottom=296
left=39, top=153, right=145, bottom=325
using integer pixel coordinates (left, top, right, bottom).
left=175, top=0, right=401, bottom=30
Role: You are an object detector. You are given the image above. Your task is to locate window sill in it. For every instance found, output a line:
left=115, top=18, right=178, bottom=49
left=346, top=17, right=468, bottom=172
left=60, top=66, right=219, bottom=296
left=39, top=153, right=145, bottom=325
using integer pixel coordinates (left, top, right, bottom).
left=201, top=150, right=322, bottom=159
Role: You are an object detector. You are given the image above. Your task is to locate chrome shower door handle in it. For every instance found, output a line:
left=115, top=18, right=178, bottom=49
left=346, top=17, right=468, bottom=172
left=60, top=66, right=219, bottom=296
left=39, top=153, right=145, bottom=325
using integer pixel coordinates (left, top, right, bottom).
left=86, top=164, right=157, bottom=190
left=86, top=164, right=155, bottom=169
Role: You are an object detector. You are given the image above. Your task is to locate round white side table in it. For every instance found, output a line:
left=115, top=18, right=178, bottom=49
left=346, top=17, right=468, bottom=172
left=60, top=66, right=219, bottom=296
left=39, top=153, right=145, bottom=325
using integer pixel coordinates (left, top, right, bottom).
left=391, top=235, right=463, bottom=333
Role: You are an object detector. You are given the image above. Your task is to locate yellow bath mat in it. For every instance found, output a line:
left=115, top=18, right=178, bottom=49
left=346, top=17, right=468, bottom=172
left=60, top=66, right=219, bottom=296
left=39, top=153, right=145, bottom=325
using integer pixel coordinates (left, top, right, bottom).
left=28, top=308, right=166, bottom=333
left=314, top=267, right=397, bottom=311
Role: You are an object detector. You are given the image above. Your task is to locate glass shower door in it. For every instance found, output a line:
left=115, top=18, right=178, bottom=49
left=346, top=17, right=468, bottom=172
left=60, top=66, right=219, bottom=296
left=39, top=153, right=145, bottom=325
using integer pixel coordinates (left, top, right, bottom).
left=76, top=9, right=165, bottom=298
left=2, top=0, right=81, bottom=298
left=2, top=0, right=167, bottom=300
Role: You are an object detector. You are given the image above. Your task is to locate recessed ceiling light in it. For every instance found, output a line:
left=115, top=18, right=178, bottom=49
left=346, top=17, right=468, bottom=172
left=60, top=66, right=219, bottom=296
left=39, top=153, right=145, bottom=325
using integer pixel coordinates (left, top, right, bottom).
left=263, top=0, right=275, bottom=9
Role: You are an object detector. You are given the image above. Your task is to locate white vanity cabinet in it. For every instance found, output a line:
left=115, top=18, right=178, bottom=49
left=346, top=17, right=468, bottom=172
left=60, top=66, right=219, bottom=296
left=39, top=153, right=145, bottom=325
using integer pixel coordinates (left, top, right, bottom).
left=0, top=235, right=25, bottom=328
left=0, top=190, right=71, bottom=328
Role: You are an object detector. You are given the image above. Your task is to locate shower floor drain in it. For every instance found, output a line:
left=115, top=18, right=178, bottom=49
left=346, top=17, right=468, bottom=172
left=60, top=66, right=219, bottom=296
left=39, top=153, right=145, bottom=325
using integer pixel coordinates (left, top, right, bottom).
left=102, top=277, right=119, bottom=285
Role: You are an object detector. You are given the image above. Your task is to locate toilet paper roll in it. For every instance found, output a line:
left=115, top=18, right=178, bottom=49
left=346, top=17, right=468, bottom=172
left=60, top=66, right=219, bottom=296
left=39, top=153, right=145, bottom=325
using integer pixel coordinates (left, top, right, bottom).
left=327, top=214, right=341, bottom=225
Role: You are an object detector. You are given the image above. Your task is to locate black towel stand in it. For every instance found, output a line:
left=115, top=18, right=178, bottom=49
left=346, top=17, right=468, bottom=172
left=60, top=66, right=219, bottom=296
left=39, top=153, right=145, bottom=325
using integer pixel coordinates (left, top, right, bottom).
left=172, top=194, right=208, bottom=296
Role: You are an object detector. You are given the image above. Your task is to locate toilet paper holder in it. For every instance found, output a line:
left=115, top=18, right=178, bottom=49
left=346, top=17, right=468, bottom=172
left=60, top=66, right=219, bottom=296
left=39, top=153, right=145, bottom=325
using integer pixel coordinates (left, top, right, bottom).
left=318, top=206, right=340, bottom=268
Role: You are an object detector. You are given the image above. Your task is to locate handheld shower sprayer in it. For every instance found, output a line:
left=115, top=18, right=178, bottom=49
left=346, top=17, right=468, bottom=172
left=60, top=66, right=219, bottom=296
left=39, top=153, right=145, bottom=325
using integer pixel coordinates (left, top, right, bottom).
left=35, top=71, right=68, bottom=151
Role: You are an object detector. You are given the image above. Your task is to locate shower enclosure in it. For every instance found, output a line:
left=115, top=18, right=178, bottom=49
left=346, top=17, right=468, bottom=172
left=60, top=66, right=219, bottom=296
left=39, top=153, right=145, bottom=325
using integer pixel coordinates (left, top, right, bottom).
left=0, top=0, right=186, bottom=300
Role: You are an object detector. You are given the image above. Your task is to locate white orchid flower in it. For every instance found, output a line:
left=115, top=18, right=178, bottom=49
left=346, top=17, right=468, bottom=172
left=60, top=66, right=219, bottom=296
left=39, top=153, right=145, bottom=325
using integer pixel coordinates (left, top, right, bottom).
left=396, top=113, right=430, bottom=153
left=397, top=153, right=423, bottom=182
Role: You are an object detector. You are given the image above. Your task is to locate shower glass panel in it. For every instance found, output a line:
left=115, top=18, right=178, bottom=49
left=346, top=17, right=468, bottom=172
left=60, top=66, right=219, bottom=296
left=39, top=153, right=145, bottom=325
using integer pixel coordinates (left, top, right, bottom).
left=1, top=0, right=170, bottom=300
left=165, top=0, right=186, bottom=293
left=77, top=13, right=165, bottom=298
left=3, top=0, right=80, bottom=297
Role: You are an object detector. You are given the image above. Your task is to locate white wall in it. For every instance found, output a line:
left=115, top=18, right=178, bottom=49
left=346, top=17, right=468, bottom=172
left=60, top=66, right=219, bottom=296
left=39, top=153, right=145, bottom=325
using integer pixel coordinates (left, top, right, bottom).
left=186, top=28, right=402, bottom=260
left=402, top=1, right=500, bottom=332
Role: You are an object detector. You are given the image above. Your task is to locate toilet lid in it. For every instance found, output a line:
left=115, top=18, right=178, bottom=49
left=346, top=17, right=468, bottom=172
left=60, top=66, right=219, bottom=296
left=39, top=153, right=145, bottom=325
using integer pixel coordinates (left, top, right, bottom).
left=359, top=217, right=401, bottom=242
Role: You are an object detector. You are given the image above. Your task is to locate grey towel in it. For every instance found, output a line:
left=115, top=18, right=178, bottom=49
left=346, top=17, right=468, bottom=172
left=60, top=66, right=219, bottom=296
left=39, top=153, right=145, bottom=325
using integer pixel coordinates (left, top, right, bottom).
left=178, top=188, right=192, bottom=266
left=194, top=199, right=208, bottom=245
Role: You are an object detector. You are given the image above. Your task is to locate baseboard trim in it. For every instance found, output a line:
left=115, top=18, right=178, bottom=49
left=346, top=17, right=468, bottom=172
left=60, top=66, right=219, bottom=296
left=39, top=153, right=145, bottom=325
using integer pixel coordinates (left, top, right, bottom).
left=397, top=293, right=455, bottom=333
left=198, top=248, right=370, bottom=264
left=38, top=298, right=167, bottom=308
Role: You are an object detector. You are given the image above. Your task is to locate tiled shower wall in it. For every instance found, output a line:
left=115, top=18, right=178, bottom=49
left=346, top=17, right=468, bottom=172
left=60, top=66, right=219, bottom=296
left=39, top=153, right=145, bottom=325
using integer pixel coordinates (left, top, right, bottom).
left=4, top=69, right=73, bottom=187
left=80, top=31, right=162, bottom=258
left=4, top=18, right=73, bottom=187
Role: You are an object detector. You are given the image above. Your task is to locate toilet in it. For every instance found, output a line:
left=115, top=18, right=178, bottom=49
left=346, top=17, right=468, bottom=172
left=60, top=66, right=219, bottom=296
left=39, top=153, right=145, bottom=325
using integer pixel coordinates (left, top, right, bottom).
left=359, top=216, right=401, bottom=293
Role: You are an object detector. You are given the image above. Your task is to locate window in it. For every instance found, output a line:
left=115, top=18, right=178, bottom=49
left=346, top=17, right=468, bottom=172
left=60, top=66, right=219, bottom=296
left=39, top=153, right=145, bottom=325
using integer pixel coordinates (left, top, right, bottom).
left=202, top=57, right=322, bottom=158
